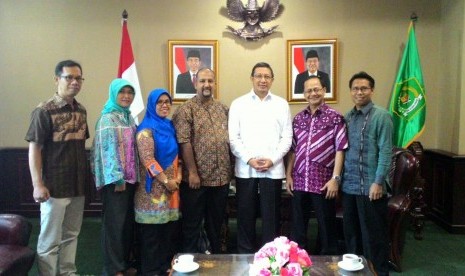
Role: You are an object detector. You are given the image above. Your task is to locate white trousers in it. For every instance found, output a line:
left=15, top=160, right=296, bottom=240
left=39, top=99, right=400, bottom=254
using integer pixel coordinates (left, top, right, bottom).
left=37, top=196, right=85, bottom=276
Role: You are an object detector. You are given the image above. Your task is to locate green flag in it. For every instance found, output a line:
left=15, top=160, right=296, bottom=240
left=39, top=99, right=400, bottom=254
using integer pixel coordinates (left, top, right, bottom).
left=389, top=21, right=426, bottom=148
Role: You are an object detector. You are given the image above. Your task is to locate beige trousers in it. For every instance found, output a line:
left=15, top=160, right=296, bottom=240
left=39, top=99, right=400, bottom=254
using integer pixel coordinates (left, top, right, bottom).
left=37, top=196, right=84, bottom=276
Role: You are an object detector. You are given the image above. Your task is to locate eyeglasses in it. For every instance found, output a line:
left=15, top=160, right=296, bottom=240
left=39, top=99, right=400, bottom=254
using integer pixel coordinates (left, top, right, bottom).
left=60, top=75, right=85, bottom=82
left=156, top=100, right=171, bottom=106
left=304, top=87, right=323, bottom=94
left=351, top=86, right=371, bottom=93
left=253, top=74, right=273, bottom=81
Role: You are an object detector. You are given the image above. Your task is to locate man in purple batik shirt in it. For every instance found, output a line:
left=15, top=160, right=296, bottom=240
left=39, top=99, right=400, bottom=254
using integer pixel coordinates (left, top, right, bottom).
left=286, top=76, right=348, bottom=254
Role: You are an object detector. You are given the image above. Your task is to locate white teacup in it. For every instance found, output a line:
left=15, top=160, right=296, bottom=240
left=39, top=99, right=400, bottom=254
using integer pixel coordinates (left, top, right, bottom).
left=174, top=254, right=195, bottom=266
left=342, top=254, right=362, bottom=267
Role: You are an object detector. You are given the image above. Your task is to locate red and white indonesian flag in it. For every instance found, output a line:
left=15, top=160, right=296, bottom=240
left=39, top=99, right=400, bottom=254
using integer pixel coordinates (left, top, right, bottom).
left=118, top=19, right=144, bottom=123
left=174, top=47, right=187, bottom=78
left=293, top=47, right=306, bottom=75
left=172, top=47, right=186, bottom=98
left=292, top=47, right=306, bottom=100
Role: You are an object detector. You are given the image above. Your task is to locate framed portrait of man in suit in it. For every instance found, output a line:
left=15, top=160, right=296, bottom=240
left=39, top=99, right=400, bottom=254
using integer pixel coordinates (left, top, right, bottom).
left=287, top=39, right=338, bottom=103
left=168, top=40, right=218, bottom=103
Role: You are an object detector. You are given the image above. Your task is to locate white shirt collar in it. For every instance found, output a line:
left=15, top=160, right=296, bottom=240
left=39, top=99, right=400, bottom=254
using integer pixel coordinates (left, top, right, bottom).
left=307, top=71, right=317, bottom=77
left=249, top=89, right=273, bottom=101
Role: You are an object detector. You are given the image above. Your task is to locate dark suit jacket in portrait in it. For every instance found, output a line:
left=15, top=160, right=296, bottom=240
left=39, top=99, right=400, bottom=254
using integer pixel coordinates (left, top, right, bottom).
left=294, top=70, right=331, bottom=94
left=176, top=71, right=196, bottom=94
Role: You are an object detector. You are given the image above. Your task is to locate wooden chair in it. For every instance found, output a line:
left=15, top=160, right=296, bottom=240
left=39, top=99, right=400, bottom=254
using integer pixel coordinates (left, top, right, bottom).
left=387, top=147, right=420, bottom=271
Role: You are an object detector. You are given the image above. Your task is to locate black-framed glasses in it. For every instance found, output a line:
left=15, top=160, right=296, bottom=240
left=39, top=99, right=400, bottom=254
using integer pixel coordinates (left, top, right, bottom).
left=351, top=86, right=371, bottom=93
left=60, top=75, right=85, bottom=82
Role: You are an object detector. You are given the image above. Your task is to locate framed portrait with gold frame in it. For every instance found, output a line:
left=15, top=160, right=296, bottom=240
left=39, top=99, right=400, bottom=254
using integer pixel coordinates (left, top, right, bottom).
left=287, top=39, right=338, bottom=103
left=168, top=40, right=218, bottom=103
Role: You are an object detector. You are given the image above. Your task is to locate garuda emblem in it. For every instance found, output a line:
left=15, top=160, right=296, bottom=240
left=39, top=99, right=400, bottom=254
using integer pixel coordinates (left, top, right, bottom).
left=226, top=0, right=283, bottom=41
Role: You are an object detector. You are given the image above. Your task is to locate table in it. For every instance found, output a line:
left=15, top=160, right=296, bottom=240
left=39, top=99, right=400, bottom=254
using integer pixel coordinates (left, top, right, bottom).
left=170, top=253, right=375, bottom=275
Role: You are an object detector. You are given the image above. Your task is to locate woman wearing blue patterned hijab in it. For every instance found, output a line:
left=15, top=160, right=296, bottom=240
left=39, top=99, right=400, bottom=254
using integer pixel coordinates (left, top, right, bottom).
left=134, top=88, right=181, bottom=275
left=137, top=89, right=178, bottom=192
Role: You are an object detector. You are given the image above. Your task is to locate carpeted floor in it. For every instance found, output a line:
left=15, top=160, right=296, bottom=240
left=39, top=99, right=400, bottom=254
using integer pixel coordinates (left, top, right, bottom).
left=27, top=218, right=465, bottom=275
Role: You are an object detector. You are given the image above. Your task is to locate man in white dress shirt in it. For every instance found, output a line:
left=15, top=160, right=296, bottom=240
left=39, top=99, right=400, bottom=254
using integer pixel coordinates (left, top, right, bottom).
left=229, top=62, right=293, bottom=253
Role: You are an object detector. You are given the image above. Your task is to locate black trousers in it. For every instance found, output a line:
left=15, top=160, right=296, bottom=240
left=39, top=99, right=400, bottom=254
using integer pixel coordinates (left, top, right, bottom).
left=342, top=193, right=390, bottom=276
left=290, top=191, right=337, bottom=255
left=101, top=184, right=135, bottom=275
left=180, top=182, right=229, bottom=254
left=138, top=221, right=178, bottom=276
left=235, top=177, right=281, bottom=253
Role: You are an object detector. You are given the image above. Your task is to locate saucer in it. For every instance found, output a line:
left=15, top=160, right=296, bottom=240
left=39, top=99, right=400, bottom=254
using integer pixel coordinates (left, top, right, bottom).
left=173, top=261, right=200, bottom=273
left=338, top=261, right=364, bottom=271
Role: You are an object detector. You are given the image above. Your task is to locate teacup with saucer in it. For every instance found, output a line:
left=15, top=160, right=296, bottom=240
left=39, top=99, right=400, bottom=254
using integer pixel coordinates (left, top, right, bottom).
left=338, top=253, right=364, bottom=271
left=173, top=254, right=200, bottom=273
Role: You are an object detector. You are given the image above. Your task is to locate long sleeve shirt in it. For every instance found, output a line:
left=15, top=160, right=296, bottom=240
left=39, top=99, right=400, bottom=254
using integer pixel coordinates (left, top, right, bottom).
left=91, top=111, right=139, bottom=189
left=342, top=102, right=393, bottom=196
left=229, top=90, right=293, bottom=179
left=134, top=129, right=180, bottom=224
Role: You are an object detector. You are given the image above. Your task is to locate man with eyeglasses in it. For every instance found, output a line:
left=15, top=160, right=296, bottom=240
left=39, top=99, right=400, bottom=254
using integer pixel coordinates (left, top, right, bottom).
left=342, top=71, right=393, bottom=276
left=285, top=76, right=348, bottom=254
left=25, top=60, right=89, bottom=275
left=229, top=62, right=293, bottom=253
left=294, top=50, right=331, bottom=94
left=172, top=68, right=232, bottom=254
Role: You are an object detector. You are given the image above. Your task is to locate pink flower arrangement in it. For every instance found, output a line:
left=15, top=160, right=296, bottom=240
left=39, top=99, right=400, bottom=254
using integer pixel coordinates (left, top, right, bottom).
left=249, top=236, right=312, bottom=276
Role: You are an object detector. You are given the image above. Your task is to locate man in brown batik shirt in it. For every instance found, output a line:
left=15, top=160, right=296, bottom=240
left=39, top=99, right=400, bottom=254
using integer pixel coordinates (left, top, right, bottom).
left=25, top=60, right=89, bottom=275
left=172, top=68, right=232, bottom=254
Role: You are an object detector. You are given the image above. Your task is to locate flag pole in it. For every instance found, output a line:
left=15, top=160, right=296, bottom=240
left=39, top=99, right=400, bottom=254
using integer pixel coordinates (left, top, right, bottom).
left=389, top=12, right=426, bottom=148
left=410, top=12, right=418, bottom=28
left=122, top=9, right=128, bottom=21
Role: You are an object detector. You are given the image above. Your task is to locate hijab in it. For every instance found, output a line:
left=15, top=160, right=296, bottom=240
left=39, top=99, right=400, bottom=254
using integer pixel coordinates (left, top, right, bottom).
left=101, top=78, right=134, bottom=121
left=137, top=88, right=178, bottom=193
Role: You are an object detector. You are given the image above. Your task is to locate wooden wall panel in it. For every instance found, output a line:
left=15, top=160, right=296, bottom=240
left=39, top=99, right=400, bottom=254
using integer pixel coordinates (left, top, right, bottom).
left=0, top=148, right=102, bottom=217
left=423, top=149, right=465, bottom=234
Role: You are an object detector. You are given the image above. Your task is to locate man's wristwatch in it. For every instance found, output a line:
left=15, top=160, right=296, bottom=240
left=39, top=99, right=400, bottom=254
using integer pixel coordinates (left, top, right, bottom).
left=163, top=178, right=169, bottom=185
left=332, top=175, right=341, bottom=184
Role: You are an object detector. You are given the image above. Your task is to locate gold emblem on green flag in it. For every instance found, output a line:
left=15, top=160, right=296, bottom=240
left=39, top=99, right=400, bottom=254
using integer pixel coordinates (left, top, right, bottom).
left=392, top=77, right=425, bottom=120
left=389, top=20, right=426, bottom=148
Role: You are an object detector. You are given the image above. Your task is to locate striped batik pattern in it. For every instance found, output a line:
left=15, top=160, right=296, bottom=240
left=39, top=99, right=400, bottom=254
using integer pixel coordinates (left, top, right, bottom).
left=291, top=104, right=348, bottom=193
